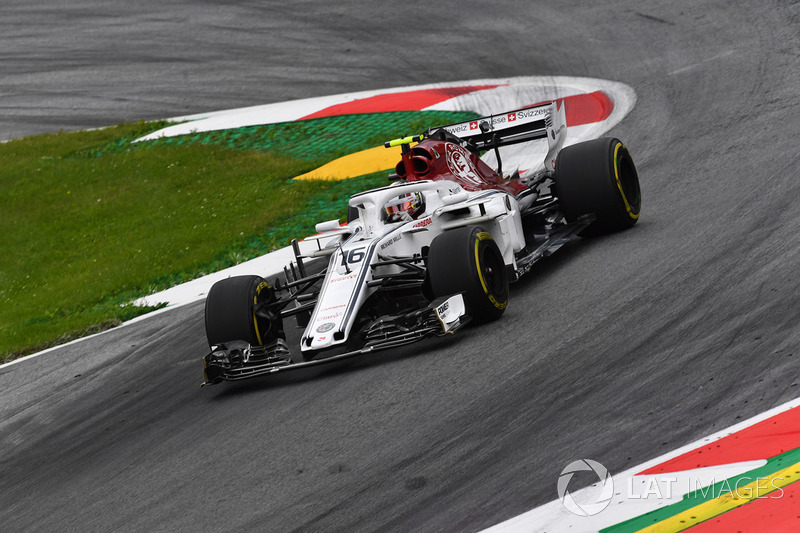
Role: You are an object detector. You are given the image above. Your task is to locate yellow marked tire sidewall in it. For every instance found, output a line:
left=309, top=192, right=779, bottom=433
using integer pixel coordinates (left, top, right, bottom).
left=474, top=231, right=507, bottom=310
left=252, top=281, right=271, bottom=346
left=613, top=143, right=640, bottom=221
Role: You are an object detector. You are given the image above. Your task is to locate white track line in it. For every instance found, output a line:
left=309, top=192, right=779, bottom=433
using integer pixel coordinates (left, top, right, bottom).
left=136, top=75, right=635, bottom=141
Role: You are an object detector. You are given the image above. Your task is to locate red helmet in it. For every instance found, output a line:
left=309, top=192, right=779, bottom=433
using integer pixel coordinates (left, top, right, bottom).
left=383, top=192, right=425, bottom=222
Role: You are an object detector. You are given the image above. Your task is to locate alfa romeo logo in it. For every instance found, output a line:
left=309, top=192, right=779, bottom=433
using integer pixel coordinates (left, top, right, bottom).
left=445, top=143, right=483, bottom=188
left=316, top=322, right=335, bottom=333
left=557, top=459, right=614, bottom=516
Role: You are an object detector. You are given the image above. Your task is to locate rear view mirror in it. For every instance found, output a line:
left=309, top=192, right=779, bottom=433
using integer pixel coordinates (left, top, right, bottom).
left=314, top=219, right=342, bottom=233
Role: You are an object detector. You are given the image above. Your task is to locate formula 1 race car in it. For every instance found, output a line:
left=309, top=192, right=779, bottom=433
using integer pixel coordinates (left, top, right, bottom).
left=201, top=100, right=641, bottom=385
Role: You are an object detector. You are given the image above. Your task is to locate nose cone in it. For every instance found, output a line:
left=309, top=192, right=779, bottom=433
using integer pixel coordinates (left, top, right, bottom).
left=309, top=329, right=336, bottom=350
left=301, top=248, right=367, bottom=355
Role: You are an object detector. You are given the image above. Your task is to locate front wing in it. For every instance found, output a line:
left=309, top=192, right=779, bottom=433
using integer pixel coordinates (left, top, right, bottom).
left=201, top=293, right=468, bottom=385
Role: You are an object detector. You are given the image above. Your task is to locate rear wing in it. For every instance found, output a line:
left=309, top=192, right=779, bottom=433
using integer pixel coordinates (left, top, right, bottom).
left=425, top=100, right=567, bottom=172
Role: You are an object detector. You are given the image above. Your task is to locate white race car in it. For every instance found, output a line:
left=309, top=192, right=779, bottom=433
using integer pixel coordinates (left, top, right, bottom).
left=202, top=100, right=641, bottom=384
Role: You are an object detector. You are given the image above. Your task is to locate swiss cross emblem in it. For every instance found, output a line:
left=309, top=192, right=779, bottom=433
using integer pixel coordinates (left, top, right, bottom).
left=508, top=113, right=516, bottom=121
left=470, top=121, right=478, bottom=130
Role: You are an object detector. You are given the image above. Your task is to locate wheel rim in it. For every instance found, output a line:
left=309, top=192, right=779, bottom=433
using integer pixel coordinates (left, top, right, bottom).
left=478, top=243, right=506, bottom=297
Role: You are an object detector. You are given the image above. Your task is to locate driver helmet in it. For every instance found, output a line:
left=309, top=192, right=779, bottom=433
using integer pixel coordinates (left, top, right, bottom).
left=383, top=191, right=425, bottom=222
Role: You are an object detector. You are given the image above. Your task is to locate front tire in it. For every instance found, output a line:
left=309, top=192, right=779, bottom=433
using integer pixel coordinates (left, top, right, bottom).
left=427, top=226, right=509, bottom=324
left=554, top=137, right=641, bottom=235
left=204, top=275, right=282, bottom=348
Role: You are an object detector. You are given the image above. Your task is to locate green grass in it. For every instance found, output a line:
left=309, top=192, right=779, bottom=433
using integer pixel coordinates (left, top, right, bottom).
left=0, top=110, right=479, bottom=362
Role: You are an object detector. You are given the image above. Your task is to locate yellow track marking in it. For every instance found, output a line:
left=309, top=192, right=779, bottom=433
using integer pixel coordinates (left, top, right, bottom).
left=637, top=460, right=800, bottom=532
left=294, top=145, right=403, bottom=181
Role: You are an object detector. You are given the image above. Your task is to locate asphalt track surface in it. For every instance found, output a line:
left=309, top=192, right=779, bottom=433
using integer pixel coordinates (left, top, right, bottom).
left=2, top=1, right=799, bottom=531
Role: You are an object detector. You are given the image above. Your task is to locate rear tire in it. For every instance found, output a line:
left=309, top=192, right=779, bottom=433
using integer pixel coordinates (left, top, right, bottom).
left=427, top=226, right=508, bottom=324
left=204, top=275, right=282, bottom=348
left=554, top=137, right=641, bottom=235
